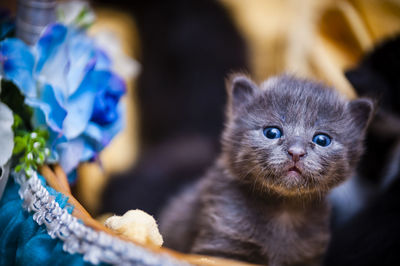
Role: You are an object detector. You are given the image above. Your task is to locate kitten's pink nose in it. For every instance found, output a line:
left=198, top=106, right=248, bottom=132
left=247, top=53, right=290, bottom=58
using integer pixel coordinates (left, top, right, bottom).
left=288, top=146, right=306, bottom=162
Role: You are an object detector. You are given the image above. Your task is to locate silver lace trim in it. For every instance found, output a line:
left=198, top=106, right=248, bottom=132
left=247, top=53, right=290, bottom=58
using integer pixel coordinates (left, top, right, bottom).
left=14, top=172, right=187, bottom=266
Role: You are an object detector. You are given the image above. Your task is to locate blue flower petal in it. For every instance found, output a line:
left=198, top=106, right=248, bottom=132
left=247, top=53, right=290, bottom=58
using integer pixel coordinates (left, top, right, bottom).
left=84, top=102, right=124, bottom=152
left=65, top=29, right=98, bottom=96
left=62, top=70, right=101, bottom=139
left=0, top=38, right=35, bottom=97
left=90, top=71, right=125, bottom=125
left=35, top=24, right=68, bottom=73
left=0, top=23, right=126, bottom=176
left=82, top=142, right=95, bottom=161
left=25, top=84, right=67, bottom=133
left=45, top=132, right=68, bottom=163
left=56, top=138, right=85, bottom=175
left=94, top=49, right=111, bottom=70
left=35, top=24, right=70, bottom=97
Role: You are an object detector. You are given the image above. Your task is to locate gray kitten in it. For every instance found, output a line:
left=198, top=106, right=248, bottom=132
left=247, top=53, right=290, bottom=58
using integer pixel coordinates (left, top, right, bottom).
left=160, top=74, right=373, bottom=266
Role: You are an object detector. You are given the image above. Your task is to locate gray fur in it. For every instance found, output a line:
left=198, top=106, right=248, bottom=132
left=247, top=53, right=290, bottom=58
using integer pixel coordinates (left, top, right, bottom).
left=160, top=74, right=373, bottom=265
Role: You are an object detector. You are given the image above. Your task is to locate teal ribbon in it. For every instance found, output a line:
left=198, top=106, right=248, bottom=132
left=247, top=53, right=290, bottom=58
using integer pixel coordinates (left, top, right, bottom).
left=0, top=175, right=103, bottom=265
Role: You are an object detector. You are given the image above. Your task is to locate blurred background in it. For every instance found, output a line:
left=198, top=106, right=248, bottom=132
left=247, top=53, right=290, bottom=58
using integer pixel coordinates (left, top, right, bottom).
left=2, top=0, right=400, bottom=229
left=2, top=0, right=400, bottom=265
left=92, top=0, right=400, bottom=220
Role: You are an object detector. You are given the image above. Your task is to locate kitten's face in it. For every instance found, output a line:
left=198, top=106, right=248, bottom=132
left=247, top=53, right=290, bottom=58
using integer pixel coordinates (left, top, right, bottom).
left=223, top=75, right=373, bottom=196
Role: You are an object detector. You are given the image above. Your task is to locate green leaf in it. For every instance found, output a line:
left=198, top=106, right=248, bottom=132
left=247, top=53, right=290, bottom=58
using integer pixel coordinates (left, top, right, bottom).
left=12, top=127, right=51, bottom=178
left=13, top=136, right=26, bottom=154
left=35, top=137, right=46, bottom=147
left=14, top=164, right=22, bottom=173
left=12, top=114, right=23, bottom=130
left=36, top=128, right=49, bottom=139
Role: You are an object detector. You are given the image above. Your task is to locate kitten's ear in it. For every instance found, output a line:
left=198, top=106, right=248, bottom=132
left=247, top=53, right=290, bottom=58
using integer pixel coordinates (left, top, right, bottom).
left=226, top=75, right=258, bottom=109
left=347, top=98, right=374, bottom=132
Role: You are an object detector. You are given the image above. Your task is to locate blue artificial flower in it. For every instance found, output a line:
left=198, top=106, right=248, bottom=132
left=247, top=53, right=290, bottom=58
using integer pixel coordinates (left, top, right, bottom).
left=0, top=23, right=126, bottom=177
left=90, top=71, right=125, bottom=126
left=0, top=38, right=36, bottom=97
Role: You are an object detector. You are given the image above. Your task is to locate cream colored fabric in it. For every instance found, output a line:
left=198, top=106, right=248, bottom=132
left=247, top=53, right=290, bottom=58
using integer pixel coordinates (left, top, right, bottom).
left=104, top=209, right=164, bottom=247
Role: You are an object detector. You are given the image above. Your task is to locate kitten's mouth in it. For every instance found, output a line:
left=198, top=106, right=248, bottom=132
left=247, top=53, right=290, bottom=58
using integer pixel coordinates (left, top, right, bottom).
left=288, top=166, right=302, bottom=174
left=286, top=166, right=303, bottom=180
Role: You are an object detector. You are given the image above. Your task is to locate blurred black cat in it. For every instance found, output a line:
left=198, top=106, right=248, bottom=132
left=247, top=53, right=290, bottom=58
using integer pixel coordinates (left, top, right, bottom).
left=160, top=74, right=373, bottom=266
left=100, top=0, right=248, bottom=217
left=325, top=35, right=400, bottom=266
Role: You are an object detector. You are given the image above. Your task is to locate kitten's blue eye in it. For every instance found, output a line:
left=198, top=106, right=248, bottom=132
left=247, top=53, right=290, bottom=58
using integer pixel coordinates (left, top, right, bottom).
left=263, top=127, right=282, bottom=139
left=312, top=134, right=331, bottom=147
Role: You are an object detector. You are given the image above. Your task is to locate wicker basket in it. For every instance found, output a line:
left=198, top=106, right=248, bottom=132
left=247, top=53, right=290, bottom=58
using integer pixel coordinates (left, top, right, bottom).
left=38, top=165, right=251, bottom=266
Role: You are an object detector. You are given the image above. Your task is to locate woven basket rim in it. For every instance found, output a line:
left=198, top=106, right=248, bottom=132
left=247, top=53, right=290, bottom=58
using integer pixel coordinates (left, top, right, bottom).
left=39, top=164, right=253, bottom=266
